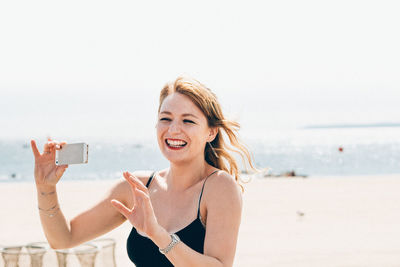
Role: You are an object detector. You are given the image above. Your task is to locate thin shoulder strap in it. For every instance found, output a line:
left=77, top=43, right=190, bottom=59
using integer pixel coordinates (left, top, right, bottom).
left=197, top=170, right=218, bottom=218
left=145, top=171, right=156, bottom=188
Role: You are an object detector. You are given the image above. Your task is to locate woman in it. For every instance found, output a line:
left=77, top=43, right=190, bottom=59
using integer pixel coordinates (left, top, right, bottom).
left=31, top=76, right=255, bottom=266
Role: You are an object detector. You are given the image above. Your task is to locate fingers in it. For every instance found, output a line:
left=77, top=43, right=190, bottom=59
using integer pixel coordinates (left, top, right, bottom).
left=54, top=141, right=67, bottom=150
left=31, top=139, right=62, bottom=156
left=123, top=172, right=148, bottom=193
left=55, top=165, right=68, bottom=178
left=44, top=140, right=65, bottom=153
left=43, top=141, right=56, bottom=153
left=123, top=172, right=138, bottom=189
left=133, top=187, right=151, bottom=202
left=131, top=187, right=153, bottom=217
left=110, top=199, right=132, bottom=219
left=122, top=172, right=153, bottom=208
left=123, top=172, right=139, bottom=205
left=30, top=140, right=41, bottom=158
left=124, top=173, right=152, bottom=206
left=59, top=141, right=67, bottom=149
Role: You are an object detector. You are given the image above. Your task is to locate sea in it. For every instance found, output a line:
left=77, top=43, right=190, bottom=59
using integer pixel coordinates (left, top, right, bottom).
left=1, top=126, right=399, bottom=182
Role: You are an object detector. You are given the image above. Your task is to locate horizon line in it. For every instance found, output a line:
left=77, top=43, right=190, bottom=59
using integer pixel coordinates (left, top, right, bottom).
left=303, top=122, right=400, bottom=129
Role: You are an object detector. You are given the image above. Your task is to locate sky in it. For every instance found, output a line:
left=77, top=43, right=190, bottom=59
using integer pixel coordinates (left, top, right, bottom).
left=0, top=0, right=399, bottom=141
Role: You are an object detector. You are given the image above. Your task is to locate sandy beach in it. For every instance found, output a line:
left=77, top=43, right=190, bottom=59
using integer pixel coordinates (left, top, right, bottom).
left=1, top=175, right=400, bottom=267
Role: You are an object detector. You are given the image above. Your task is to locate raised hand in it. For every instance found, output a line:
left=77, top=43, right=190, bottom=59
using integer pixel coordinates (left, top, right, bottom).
left=111, top=172, right=160, bottom=238
left=31, top=139, right=68, bottom=187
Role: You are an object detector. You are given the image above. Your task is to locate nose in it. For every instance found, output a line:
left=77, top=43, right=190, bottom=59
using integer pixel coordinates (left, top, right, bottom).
left=168, top=120, right=181, bottom=134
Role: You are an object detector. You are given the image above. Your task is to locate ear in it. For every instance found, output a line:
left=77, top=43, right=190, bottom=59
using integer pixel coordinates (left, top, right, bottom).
left=206, top=127, right=218, bottom=143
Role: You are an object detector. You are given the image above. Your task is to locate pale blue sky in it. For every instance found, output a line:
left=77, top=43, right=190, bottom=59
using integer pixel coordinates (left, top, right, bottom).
left=1, top=0, right=399, bottom=140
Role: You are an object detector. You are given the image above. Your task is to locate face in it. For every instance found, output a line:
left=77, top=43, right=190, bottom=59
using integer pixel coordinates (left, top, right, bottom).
left=156, top=92, right=216, bottom=164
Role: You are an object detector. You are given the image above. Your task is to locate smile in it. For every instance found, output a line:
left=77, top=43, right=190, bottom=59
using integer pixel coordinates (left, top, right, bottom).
left=165, top=138, right=187, bottom=149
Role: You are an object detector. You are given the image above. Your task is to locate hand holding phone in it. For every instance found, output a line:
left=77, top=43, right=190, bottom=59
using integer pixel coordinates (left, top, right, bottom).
left=31, top=139, right=69, bottom=187
left=55, top=143, right=89, bottom=165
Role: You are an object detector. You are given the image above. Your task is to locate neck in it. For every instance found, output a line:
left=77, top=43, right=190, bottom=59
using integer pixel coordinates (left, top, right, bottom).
left=166, top=155, right=212, bottom=191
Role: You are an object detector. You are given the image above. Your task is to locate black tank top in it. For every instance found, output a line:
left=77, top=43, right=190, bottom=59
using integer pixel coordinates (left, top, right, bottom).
left=126, top=171, right=217, bottom=266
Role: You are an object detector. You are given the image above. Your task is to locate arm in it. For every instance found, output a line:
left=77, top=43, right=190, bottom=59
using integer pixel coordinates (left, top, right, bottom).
left=37, top=181, right=128, bottom=249
left=112, top=171, right=242, bottom=267
left=31, top=139, right=132, bottom=249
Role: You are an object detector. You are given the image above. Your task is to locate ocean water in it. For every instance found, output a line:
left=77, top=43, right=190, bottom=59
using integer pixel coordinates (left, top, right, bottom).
left=1, top=127, right=399, bottom=182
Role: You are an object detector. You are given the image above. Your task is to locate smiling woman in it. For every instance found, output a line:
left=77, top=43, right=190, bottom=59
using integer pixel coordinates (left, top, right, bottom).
left=158, top=77, right=255, bottom=185
left=31, top=75, right=256, bottom=267
left=157, top=93, right=217, bottom=166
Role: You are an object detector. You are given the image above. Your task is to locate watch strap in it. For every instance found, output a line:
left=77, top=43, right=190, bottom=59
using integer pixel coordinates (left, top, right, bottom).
left=159, top=233, right=180, bottom=255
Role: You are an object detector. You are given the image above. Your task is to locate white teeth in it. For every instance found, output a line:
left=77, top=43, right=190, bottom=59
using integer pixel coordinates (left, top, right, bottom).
left=166, top=139, right=187, bottom=147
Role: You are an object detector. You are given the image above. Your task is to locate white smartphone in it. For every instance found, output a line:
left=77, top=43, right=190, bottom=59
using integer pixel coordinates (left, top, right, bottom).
left=55, top=143, right=89, bottom=165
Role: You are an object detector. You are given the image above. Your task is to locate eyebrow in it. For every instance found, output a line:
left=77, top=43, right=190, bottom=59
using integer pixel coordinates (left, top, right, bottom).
left=160, top=111, right=199, bottom=119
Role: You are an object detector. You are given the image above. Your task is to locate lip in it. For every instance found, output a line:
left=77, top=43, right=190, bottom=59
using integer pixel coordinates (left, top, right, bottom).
left=165, top=138, right=187, bottom=150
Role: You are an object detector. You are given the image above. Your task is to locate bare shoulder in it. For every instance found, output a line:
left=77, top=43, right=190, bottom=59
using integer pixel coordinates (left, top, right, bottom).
left=204, top=171, right=243, bottom=208
left=207, top=171, right=242, bottom=195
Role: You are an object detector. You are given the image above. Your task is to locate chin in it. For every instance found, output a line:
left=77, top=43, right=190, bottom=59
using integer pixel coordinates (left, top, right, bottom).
left=162, top=152, right=188, bottom=164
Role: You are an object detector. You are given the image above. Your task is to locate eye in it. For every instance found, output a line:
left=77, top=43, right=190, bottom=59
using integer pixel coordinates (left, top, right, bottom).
left=160, top=117, right=171, bottom=121
left=183, top=119, right=195, bottom=124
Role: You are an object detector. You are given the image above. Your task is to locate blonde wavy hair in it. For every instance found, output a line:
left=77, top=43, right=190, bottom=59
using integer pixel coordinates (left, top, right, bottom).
left=158, top=76, right=256, bottom=188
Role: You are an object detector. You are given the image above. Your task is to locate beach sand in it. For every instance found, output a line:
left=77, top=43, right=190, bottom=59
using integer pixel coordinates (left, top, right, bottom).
left=1, top=175, right=400, bottom=266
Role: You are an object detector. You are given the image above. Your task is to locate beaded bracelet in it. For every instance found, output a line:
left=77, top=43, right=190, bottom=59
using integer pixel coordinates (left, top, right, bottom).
left=38, top=204, right=60, bottom=217
left=40, top=191, right=56, bottom=196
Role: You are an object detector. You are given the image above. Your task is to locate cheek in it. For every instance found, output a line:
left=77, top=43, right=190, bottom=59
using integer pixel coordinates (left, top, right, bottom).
left=156, top=123, right=165, bottom=139
left=188, top=127, right=209, bottom=144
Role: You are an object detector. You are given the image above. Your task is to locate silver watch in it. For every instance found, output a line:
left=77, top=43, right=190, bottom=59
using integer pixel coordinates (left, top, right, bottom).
left=159, top=233, right=181, bottom=255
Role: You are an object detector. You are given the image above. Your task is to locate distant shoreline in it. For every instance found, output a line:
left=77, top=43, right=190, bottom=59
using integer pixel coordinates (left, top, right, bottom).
left=303, top=122, right=400, bottom=129
left=3, top=173, right=400, bottom=184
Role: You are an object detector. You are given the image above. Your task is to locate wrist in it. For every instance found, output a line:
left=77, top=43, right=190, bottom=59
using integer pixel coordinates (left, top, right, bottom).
left=36, top=184, right=56, bottom=193
left=149, top=226, right=171, bottom=249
